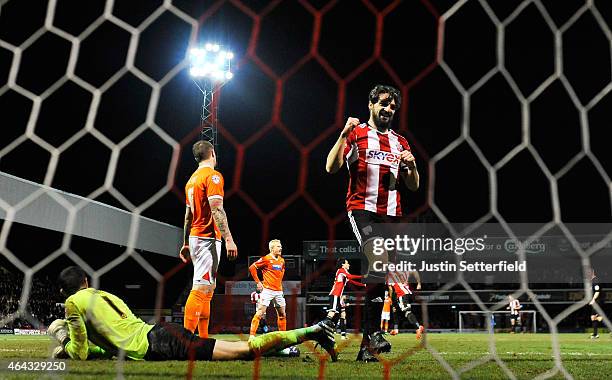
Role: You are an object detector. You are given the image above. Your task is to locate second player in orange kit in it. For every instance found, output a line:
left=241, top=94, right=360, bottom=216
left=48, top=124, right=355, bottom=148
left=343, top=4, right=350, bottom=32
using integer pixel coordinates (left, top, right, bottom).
left=179, top=141, right=238, bottom=338
left=248, top=239, right=286, bottom=340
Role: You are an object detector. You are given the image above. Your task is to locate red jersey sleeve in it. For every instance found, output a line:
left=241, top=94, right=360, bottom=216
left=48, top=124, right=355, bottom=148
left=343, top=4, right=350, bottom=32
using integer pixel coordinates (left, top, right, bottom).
left=343, top=128, right=357, bottom=157
left=206, top=171, right=224, bottom=199
left=345, top=272, right=363, bottom=280
left=399, top=137, right=412, bottom=171
left=401, top=138, right=411, bottom=152
left=348, top=278, right=366, bottom=287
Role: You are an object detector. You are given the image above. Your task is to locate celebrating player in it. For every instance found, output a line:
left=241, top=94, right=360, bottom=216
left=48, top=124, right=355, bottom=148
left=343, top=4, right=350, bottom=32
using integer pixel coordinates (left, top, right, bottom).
left=48, top=266, right=337, bottom=361
left=380, top=291, right=391, bottom=333
left=588, top=268, right=603, bottom=339
left=325, top=84, right=419, bottom=361
left=507, top=295, right=522, bottom=334
left=249, top=239, right=286, bottom=340
left=326, top=258, right=366, bottom=330
left=179, top=140, right=238, bottom=338
left=387, top=269, right=424, bottom=339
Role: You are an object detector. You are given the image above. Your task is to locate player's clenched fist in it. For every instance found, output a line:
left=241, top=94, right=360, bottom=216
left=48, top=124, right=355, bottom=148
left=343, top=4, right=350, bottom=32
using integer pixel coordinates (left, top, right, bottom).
left=400, top=150, right=416, bottom=169
left=341, top=117, right=360, bottom=138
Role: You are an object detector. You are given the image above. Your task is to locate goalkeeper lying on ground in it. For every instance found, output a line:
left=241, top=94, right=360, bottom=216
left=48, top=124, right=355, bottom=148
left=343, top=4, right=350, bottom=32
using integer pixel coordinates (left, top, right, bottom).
left=48, top=266, right=337, bottom=361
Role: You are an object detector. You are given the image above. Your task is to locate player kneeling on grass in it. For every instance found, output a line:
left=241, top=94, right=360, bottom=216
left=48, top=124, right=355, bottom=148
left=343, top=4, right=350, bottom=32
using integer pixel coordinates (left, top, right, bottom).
left=48, top=266, right=337, bottom=362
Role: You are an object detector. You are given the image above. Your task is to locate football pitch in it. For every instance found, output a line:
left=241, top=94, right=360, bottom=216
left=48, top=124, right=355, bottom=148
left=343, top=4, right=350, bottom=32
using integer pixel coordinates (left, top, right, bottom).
left=1, top=333, right=611, bottom=379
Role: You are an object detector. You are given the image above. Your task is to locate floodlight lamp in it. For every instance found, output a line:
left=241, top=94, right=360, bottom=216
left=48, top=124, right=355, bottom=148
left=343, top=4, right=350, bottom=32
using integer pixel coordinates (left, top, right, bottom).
left=189, top=42, right=234, bottom=81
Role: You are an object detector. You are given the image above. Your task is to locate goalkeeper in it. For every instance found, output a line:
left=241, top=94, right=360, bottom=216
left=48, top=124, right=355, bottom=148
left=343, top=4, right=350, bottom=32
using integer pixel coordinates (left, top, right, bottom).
left=48, top=266, right=337, bottom=362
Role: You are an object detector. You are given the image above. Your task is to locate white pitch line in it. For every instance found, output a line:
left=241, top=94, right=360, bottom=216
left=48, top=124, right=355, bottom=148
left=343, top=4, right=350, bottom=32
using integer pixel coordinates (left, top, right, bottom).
left=435, top=351, right=611, bottom=357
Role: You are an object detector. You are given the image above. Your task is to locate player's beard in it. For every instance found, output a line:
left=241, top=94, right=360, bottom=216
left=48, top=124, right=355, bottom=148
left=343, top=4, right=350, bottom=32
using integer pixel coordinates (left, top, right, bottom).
left=373, top=110, right=393, bottom=131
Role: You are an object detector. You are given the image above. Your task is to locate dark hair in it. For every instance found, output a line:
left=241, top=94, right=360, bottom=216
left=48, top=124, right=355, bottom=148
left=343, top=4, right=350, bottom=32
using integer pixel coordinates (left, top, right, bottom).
left=368, top=84, right=402, bottom=109
left=192, top=140, right=214, bottom=163
left=58, top=266, right=88, bottom=297
left=336, top=258, right=348, bottom=269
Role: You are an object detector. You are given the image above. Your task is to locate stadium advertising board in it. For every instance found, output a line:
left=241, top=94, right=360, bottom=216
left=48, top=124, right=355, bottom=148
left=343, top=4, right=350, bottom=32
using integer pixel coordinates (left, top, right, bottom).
left=303, top=240, right=360, bottom=258
left=13, top=329, right=44, bottom=335
left=225, top=281, right=302, bottom=295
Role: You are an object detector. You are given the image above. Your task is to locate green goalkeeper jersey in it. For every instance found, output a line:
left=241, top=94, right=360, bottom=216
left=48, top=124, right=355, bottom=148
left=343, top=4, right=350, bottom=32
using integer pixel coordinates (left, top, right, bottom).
left=64, top=288, right=154, bottom=360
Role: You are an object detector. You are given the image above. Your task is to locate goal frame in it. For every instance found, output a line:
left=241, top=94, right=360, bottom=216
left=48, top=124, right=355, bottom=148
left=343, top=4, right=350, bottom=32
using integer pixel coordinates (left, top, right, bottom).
left=458, top=310, right=537, bottom=333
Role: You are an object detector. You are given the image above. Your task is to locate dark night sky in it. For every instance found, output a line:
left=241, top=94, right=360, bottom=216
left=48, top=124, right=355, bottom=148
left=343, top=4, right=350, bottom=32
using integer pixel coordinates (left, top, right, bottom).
left=0, top=0, right=611, bottom=306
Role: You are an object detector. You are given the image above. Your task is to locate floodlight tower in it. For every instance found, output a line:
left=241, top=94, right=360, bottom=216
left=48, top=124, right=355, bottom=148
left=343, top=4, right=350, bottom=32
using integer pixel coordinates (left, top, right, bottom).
left=189, top=43, right=234, bottom=160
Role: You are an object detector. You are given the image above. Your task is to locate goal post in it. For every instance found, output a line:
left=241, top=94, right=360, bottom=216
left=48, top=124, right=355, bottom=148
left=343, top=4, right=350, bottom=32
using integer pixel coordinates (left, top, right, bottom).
left=459, top=310, right=537, bottom=333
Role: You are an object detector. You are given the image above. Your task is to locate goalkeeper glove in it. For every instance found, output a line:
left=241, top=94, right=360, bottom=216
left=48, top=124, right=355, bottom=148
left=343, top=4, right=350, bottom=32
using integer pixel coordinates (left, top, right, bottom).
left=52, top=345, right=69, bottom=359
left=48, top=319, right=70, bottom=346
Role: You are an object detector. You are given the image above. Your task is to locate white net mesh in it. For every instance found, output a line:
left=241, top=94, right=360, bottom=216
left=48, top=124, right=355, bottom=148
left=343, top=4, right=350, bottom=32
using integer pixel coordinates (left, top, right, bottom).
left=0, top=0, right=195, bottom=340
left=426, top=1, right=612, bottom=378
left=0, top=0, right=610, bottom=379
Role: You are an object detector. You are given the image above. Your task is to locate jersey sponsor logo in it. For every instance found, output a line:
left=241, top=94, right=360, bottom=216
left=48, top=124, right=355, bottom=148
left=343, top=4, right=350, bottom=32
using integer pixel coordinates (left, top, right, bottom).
left=272, top=264, right=283, bottom=271
left=365, top=149, right=400, bottom=168
left=211, top=174, right=221, bottom=184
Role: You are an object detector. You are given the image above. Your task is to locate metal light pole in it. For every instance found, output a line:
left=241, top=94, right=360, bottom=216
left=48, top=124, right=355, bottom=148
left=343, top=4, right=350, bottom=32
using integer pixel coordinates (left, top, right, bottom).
left=193, top=79, right=219, bottom=148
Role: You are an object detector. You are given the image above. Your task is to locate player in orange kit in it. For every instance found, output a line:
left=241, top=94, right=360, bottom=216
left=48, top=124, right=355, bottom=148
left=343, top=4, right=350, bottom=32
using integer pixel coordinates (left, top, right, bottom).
left=179, top=140, right=238, bottom=338
left=249, top=239, right=286, bottom=340
left=380, top=291, right=392, bottom=333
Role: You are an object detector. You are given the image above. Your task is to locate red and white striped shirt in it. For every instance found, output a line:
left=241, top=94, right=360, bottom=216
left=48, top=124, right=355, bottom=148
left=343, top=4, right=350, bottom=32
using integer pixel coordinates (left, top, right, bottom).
left=509, top=299, right=521, bottom=315
left=250, top=291, right=261, bottom=304
left=329, top=268, right=365, bottom=296
left=387, top=270, right=412, bottom=297
left=344, top=124, right=411, bottom=216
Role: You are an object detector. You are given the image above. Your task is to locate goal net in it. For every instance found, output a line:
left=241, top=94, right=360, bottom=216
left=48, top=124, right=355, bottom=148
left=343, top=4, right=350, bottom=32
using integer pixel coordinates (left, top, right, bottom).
left=459, top=310, right=537, bottom=334
left=1, top=0, right=611, bottom=379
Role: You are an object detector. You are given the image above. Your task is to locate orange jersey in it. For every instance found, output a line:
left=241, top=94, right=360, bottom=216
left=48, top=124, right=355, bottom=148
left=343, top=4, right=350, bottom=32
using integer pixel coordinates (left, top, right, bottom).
left=185, top=166, right=224, bottom=240
left=383, top=297, right=392, bottom=313
left=249, top=253, right=285, bottom=291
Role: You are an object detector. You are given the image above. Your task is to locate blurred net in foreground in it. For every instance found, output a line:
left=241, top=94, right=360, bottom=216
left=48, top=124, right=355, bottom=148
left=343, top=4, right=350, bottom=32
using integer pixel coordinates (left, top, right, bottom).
left=0, top=1, right=611, bottom=379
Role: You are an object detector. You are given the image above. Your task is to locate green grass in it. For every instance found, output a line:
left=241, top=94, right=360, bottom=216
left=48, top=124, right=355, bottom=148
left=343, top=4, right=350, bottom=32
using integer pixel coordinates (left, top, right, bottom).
left=1, top=333, right=611, bottom=379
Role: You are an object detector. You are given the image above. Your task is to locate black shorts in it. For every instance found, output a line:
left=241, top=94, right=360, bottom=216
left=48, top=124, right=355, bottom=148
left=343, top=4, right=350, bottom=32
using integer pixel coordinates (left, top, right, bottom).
left=510, top=314, right=520, bottom=321
left=144, top=323, right=216, bottom=361
left=328, top=295, right=343, bottom=315
left=349, top=210, right=401, bottom=282
left=347, top=209, right=400, bottom=246
left=591, top=304, right=602, bottom=316
left=396, top=294, right=413, bottom=312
